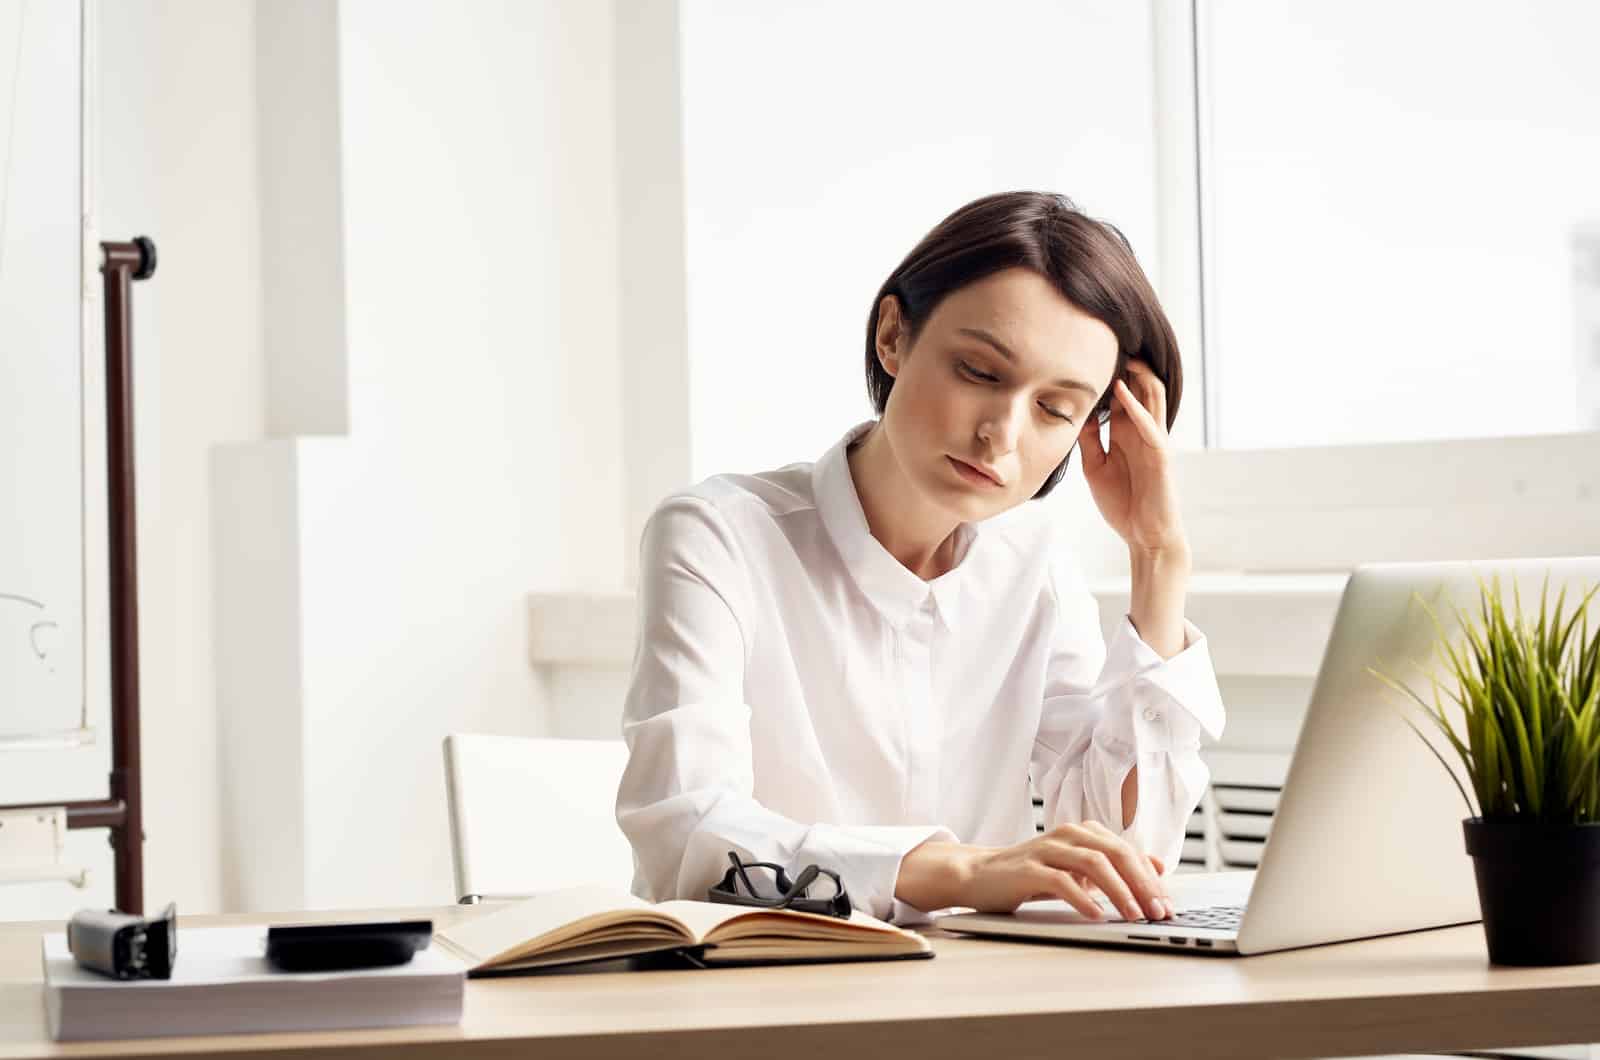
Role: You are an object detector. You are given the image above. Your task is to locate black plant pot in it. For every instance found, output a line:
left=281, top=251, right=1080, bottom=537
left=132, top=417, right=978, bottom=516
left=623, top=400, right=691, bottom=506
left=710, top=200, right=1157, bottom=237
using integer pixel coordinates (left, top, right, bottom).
left=1463, top=817, right=1600, bottom=966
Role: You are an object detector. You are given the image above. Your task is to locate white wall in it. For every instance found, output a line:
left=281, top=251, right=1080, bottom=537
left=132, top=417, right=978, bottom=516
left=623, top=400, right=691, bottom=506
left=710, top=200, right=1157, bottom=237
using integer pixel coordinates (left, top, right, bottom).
left=257, top=0, right=349, bottom=438
left=128, top=0, right=266, bottom=915
left=615, top=0, right=693, bottom=587
left=212, top=0, right=625, bottom=911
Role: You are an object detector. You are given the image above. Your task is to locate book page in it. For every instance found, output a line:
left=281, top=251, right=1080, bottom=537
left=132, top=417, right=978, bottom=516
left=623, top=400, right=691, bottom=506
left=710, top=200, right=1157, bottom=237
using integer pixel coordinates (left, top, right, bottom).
left=483, top=938, right=685, bottom=972
left=437, top=887, right=684, bottom=967
left=654, top=900, right=915, bottom=945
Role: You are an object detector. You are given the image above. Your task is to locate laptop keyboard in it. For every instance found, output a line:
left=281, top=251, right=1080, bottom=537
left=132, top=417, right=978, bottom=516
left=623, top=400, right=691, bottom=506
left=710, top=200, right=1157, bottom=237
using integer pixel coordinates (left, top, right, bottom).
left=1147, top=905, right=1245, bottom=930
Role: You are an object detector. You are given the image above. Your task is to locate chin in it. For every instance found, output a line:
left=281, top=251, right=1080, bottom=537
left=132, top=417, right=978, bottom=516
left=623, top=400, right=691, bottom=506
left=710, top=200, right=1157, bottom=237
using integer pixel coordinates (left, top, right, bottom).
left=939, top=477, right=1009, bottom=511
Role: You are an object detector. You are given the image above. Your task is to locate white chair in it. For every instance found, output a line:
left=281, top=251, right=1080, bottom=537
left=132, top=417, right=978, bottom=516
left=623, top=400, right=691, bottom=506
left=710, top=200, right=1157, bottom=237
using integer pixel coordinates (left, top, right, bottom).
left=442, top=733, right=635, bottom=903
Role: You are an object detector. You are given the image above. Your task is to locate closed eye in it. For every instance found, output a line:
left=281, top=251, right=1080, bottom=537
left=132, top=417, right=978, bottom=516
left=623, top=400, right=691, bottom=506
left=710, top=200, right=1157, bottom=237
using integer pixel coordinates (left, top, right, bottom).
left=957, top=361, right=997, bottom=383
left=957, top=361, right=1074, bottom=423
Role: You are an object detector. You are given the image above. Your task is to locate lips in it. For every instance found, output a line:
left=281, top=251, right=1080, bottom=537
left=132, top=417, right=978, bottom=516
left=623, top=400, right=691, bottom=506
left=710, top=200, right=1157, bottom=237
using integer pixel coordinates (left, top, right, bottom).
left=950, top=456, right=1002, bottom=486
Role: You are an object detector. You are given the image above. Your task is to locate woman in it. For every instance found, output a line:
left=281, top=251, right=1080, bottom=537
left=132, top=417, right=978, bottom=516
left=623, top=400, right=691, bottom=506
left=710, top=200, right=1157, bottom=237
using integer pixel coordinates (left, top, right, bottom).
left=615, top=191, right=1225, bottom=925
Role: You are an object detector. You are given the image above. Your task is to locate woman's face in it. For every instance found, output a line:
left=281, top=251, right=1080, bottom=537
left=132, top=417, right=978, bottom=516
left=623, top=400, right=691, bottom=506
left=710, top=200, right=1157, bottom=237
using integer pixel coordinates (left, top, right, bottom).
left=875, top=267, right=1120, bottom=516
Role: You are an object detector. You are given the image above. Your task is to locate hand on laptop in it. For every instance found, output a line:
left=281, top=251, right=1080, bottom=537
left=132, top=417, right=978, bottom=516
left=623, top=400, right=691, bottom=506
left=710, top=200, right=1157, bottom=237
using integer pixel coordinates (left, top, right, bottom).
left=897, top=821, right=1173, bottom=922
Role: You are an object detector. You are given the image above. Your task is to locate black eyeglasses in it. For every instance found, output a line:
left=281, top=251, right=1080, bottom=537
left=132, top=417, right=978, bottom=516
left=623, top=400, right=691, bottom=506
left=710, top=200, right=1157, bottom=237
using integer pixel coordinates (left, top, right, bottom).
left=707, top=851, right=852, bottom=919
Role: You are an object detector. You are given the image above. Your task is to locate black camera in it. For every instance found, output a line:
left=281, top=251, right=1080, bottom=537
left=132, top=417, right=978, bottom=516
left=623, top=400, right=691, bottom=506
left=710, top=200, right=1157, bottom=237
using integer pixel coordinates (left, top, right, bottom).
left=67, top=902, right=177, bottom=980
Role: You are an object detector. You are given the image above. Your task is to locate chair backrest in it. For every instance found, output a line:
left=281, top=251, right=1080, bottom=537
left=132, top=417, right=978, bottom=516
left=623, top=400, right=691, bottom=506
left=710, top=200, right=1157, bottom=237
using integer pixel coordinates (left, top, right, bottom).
left=442, top=733, right=634, bottom=902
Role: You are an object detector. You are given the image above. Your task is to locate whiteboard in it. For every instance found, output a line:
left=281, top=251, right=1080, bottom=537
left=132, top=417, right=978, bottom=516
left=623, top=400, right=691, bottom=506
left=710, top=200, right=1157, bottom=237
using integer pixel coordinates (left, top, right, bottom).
left=1, top=0, right=87, bottom=740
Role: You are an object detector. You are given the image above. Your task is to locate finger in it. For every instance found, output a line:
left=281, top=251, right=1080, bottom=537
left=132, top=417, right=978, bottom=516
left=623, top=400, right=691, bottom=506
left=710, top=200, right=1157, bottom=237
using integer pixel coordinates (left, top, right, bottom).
left=1104, top=400, right=1135, bottom=458
left=1078, top=821, right=1171, bottom=903
left=1034, top=866, right=1109, bottom=921
left=1117, top=375, right=1160, bottom=432
left=1063, top=846, right=1148, bottom=922
left=1114, top=379, right=1166, bottom=451
left=1039, top=839, right=1146, bottom=921
left=1056, top=824, right=1168, bottom=919
left=1081, top=819, right=1171, bottom=915
left=1107, top=398, right=1145, bottom=457
left=1078, top=414, right=1106, bottom=470
left=1125, top=360, right=1168, bottom=430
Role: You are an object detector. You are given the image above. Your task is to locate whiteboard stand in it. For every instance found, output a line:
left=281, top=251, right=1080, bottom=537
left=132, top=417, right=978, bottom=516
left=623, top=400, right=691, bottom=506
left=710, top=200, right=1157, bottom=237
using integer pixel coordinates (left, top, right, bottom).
left=0, top=238, right=155, bottom=913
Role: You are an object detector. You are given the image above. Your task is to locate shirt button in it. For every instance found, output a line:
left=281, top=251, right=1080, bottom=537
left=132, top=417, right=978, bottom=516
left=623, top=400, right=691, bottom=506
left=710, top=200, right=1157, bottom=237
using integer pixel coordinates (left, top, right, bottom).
left=1142, top=707, right=1161, bottom=723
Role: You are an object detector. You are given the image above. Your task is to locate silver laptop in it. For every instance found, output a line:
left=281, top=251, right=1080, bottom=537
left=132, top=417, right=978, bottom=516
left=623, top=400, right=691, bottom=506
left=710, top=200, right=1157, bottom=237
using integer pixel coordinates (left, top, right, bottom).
left=939, top=556, right=1600, bottom=956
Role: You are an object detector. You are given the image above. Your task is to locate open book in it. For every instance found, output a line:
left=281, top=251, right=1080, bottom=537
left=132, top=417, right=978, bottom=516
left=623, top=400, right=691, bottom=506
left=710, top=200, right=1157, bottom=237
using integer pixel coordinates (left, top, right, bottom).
left=434, top=886, right=932, bottom=973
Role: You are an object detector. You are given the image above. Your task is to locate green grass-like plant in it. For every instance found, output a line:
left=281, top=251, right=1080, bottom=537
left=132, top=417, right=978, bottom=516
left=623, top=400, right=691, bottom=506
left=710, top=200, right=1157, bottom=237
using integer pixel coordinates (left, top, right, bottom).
left=1370, top=574, right=1600, bottom=823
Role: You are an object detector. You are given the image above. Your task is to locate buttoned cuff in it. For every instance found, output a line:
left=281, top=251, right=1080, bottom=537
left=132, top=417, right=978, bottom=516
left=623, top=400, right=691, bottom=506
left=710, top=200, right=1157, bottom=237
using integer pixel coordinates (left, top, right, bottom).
left=1095, top=616, right=1227, bottom=752
left=807, top=823, right=957, bottom=923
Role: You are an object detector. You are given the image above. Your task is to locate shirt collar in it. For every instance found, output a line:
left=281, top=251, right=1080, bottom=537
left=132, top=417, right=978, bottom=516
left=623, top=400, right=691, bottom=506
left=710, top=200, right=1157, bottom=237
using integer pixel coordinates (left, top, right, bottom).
left=813, top=419, right=979, bottom=632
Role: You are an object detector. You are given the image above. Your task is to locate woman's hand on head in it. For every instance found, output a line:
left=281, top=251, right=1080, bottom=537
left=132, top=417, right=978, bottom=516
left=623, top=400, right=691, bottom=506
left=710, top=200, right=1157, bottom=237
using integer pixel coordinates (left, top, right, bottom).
left=896, top=822, right=1173, bottom=921
left=1079, top=359, right=1187, bottom=557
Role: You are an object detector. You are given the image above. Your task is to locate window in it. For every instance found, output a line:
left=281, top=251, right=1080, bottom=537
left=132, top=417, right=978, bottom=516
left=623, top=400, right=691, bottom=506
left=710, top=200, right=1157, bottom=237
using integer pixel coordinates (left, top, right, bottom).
left=634, top=1, right=1600, bottom=576
left=1198, top=0, right=1600, bottom=450
left=1166, top=0, right=1600, bottom=571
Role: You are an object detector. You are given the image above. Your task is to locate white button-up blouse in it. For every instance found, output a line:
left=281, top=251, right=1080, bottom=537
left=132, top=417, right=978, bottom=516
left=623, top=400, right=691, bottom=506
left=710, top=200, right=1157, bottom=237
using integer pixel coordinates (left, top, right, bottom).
left=615, top=419, right=1227, bottom=921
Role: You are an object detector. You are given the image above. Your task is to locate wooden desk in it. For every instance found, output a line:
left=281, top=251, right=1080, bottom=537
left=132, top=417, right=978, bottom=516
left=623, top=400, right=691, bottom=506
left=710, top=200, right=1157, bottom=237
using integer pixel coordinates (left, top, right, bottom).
left=2, top=904, right=1598, bottom=1059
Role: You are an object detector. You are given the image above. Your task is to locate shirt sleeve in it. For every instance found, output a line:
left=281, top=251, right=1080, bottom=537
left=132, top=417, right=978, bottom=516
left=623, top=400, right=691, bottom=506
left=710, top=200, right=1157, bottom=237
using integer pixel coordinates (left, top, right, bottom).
left=615, top=495, right=955, bottom=922
left=1028, top=550, right=1227, bottom=876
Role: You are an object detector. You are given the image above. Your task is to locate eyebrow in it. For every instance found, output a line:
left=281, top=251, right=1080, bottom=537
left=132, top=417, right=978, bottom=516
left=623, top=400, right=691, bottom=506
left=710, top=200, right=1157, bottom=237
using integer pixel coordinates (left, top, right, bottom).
left=956, top=327, right=1100, bottom=398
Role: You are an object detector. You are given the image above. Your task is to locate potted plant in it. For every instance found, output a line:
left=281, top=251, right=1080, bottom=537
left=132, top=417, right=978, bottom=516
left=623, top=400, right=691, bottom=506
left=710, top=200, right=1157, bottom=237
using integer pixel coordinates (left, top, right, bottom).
left=1373, top=573, right=1600, bottom=966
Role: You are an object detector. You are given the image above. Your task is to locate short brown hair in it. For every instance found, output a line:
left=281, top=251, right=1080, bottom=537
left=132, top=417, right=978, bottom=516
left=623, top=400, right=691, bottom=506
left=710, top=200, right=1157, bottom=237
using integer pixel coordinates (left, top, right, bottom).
left=864, top=191, right=1183, bottom=500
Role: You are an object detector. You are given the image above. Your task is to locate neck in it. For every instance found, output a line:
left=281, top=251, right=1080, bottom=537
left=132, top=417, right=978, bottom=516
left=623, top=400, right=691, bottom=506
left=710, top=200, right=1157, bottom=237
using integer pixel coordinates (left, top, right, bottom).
left=846, top=424, right=963, bottom=581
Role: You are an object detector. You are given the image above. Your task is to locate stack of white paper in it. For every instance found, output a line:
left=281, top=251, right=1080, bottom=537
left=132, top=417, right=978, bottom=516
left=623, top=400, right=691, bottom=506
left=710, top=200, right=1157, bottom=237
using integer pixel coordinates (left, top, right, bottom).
left=40, top=926, right=465, bottom=1042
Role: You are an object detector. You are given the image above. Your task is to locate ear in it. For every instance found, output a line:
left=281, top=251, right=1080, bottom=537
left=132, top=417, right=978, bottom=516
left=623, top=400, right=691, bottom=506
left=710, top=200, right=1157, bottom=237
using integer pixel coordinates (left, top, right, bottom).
left=874, top=294, right=909, bottom=378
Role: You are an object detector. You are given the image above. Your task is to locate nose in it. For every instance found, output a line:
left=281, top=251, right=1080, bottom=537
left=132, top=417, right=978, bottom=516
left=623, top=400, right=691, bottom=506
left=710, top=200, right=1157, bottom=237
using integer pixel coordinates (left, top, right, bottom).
left=978, top=394, right=1028, bottom=456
